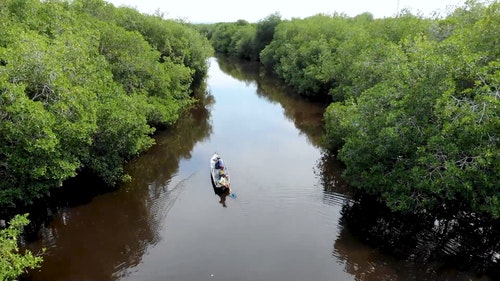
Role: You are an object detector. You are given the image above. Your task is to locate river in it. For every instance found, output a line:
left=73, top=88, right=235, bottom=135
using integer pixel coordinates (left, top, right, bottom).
left=23, top=56, right=490, bottom=281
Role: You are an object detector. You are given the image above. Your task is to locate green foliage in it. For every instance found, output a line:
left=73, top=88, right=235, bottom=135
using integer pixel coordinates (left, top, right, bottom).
left=261, top=15, right=352, bottom=98
left=323, top=1, right=500, bottom=218
left=108, top=8, right=214, bottom=87
left=206, top=13, right=282, bottom=62
left=323, top=101, right=358, bottom=151
left=253, top=13, right=282, bottom=59
left=0, top=81, right=62, bottom=204
left=230, top=24, right=257, bottom=60
left=368, top=12, right=433, bottom=44
left=210, top=23, right=241, bottom=55
left=0, top=214, right=43, bottom=281
left=332, top=38, right=407, bottom=101
left=0, top=0, right=212, bottom=208
left=84, top=92, right=155, bottom=185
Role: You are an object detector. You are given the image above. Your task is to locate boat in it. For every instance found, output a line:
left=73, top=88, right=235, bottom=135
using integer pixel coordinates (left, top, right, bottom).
left=210, top=153, right=230, bottom=189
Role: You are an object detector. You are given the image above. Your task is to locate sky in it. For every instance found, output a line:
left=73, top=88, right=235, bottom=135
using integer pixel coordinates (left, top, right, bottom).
left=105, top=0, right=468, bottom=23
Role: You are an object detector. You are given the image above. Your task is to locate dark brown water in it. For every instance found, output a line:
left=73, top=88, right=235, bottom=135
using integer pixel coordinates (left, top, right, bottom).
left=23, top=56, right=491, bottom=281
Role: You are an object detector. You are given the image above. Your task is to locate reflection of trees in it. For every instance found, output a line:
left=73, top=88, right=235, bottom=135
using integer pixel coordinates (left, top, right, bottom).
left=23, top=95, right=213, bottom=281
left=215, top=55, right=261, bottom=84
left=24, top=189, right=156, bottom=281
left=315, top=153, right=351, bottom=196
left=333, top=215, right=478, bottom=281
left=337, top=196, right=500, bottom=280
left=216, top=54, right=327, bottom=148
left=333, top=221, right=400, bottom=281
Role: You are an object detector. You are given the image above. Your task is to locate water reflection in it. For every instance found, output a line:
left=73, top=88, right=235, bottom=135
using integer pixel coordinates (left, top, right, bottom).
left=216, top=55, right=327, bottom=148
left=337, top=195, right=498, bottom=281
left=24, top=98, right=213, bottom=281
left=24, top=188, right=155, bottom=281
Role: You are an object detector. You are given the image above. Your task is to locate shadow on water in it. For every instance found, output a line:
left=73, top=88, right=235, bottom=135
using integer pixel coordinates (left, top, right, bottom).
left=337, top=194, right=500, bottom=280
left=333, top=216, right=495, bottom=281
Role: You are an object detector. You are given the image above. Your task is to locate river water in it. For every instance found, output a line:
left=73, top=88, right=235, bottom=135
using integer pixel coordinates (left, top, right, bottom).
left=23, top=56, right=490, bottom=281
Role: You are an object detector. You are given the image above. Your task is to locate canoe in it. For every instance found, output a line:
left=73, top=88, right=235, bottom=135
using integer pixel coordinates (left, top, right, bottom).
left=210, top=153, right=230, bottom=189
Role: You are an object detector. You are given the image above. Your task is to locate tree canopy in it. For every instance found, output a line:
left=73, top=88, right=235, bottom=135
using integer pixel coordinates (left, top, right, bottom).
left=324, top=1, right=500, bottom=219
left=0, top=0, right=213, bottom=208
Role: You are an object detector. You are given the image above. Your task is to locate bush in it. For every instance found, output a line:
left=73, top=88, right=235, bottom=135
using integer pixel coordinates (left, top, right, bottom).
left=0, top=214, right=43, bottom=281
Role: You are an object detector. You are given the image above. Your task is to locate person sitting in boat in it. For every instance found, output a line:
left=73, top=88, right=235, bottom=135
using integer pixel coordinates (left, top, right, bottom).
left=215, top=158, right=224, bottom=170
left=210, top=154, right=220, bottom=168
left=218, top=170, right=230, bottom=189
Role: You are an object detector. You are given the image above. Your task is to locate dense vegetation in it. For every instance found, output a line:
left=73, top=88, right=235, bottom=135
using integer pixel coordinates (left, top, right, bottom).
left=0, top=0, right=213, bottom=210
left=197, top=13, right=282, bottom=62
left=198, top=1, right=499, bottom=221
left=326, top=2, right=499, bottom=220
left=0, top=214, right=43, bottom=280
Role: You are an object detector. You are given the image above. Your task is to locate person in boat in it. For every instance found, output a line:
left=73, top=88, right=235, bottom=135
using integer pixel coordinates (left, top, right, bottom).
left=218, top=170, right=230, bottom=190
left=215, top=157, right=224, bottom=170
left=210, top=154, right=220, bottom=169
